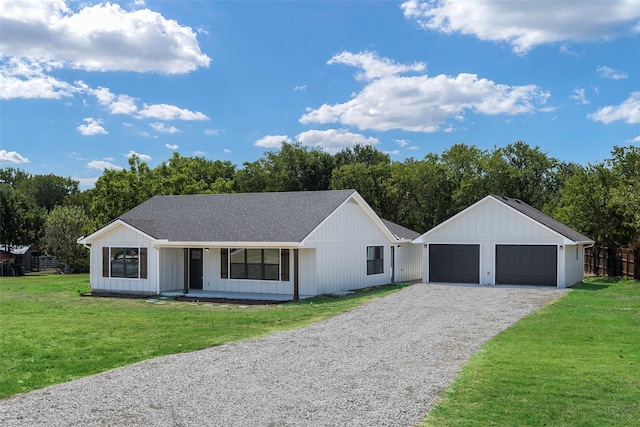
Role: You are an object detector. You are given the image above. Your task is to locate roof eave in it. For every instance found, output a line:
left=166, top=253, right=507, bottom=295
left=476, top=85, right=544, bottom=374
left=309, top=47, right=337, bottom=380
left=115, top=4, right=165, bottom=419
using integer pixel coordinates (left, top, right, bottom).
left=152, top=241, right=301, bottom=249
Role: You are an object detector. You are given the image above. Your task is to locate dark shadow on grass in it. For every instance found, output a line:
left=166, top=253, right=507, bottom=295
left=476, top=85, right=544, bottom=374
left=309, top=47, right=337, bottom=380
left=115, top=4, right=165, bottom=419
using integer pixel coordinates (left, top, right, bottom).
left=573, top=277, right=622, bottom=291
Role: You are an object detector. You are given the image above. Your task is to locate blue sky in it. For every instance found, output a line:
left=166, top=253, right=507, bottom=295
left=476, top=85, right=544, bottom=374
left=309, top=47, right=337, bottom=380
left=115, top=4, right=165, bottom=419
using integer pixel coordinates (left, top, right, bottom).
left=1, top=0, right=639, bottom=188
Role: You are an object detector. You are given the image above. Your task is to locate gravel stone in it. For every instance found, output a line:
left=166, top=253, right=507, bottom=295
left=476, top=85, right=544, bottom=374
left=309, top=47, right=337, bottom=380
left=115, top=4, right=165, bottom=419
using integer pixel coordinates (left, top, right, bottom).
left=0, top=283, right=566, bottom=427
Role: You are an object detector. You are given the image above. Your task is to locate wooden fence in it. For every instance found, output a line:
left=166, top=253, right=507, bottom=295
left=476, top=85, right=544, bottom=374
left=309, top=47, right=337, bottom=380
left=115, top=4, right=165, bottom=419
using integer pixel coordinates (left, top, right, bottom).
left=585, top=247, right=639, bottom=280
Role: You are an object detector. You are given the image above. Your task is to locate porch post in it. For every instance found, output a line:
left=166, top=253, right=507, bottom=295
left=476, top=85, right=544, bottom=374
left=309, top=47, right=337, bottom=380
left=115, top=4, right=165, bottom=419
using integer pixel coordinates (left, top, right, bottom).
left=293, top=249, right=299, bottom=301
left=183, top=248, right=189, bottom=294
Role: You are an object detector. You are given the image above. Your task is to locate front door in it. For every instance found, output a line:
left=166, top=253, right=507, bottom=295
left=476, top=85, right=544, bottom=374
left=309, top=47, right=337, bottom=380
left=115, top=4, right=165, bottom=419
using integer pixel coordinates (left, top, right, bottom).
left=189, top=248, right=203, bottom=290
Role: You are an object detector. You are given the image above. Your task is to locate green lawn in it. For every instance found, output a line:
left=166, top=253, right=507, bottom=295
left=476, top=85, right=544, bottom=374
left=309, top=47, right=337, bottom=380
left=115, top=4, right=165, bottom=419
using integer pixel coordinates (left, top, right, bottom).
left=422, top=277, right=640, bottom=427
left=0, top=273, right=406, bottom=399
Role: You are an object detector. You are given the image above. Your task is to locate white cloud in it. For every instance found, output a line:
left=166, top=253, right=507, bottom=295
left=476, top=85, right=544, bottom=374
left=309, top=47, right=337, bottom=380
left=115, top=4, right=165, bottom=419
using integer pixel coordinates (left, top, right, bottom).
left=1, top=0, right=210, bottom=74
left=87, top=160, right=122, bottom=170
left=589, top=92, right=640, bottom=124
left=165, top=143, right=179, bottom=150
left=401, top=0, right=640, bottom=54
left=204, top=128, right=224, bottom=136
left=294, top=85, right=307, bottom=91
left=597, top=65, right=628, bottom=80
left=0, top=58, right=80, bottom=99
left=136, top=103, right=209, bottom=121
left=255, top=135, right=293, bottom=148
left=296, top=129, right=380, bottom=154
left=627, top=136, right=640, bottom=143
left=77, top=117, right=107, bottom=135
left=73, top=176, right=99, bottom=189
left=150, top=122, right=179, bottom=134
left=0, top=149, right=29, bottom=164
left=300, top=51, right=549, bottom=132
left=329, top=51, right=425, bottom=80
left=223, top=149, right=231, bottom=153
left=570, top=88, right=589, bottom=105
left=395, top=139, right=420, bottom=150
left=91, top=87, right=138, bottom=114
left=125, top=150, right=152, bottom=162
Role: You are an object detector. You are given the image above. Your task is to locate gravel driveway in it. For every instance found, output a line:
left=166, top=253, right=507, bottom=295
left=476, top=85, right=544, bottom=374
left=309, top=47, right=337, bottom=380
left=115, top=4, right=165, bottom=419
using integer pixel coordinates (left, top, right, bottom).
left=0, top=283, right=566, bottom=427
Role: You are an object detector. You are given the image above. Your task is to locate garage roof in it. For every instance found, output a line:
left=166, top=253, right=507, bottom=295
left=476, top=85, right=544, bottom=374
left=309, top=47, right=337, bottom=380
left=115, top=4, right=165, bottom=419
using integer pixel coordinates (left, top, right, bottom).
left=491, top=195, right=593, bottom=243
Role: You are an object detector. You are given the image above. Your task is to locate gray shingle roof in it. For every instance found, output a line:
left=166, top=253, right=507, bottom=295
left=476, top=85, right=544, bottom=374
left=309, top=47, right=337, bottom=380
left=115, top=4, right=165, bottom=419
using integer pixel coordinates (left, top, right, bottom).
left=118, top=190, right=357, bottom=243
left=381, top=219, right=420, bottom=241
left=491, top=195, right=593, bottom=243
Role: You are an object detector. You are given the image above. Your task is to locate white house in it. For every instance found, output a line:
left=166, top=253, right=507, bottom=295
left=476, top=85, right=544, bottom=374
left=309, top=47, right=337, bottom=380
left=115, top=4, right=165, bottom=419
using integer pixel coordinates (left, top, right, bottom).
left=78, top=190, right=422, bottom=300
left=412, top=195, right=594, bottom=288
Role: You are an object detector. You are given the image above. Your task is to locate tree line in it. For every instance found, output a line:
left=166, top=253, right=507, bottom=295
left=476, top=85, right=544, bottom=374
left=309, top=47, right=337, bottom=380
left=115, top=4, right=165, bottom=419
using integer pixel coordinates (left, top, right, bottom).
left=1, top=141, right=638, bottom=271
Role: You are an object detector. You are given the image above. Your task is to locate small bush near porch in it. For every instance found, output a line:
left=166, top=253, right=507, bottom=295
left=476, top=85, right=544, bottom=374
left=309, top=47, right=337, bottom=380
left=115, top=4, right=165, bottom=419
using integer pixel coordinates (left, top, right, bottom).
left=421, top=277, right=640, bottom=427
left=0, top=274, right=406, bottom=399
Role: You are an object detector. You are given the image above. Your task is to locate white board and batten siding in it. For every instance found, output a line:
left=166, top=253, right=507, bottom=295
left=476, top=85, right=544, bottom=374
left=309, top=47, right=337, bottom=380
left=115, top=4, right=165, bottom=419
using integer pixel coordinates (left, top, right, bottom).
left=89, top=223, right=158, bottom=294
left=300, top=198, right=392, bottom=296
left=420, top=197, right=567, bottom=286
left=394, top=243, right=422, bottom=283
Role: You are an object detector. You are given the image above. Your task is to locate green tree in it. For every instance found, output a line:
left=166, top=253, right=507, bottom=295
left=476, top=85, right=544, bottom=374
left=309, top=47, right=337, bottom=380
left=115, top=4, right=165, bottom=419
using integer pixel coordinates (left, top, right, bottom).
left=0, top=184, right=46, bottom=249
left=0, top=168, right=31, bottom=188
left=44, top=205, right=91, bottom=272
left=485, top=141, right=558, bottom=210
left=608, top=145, right=640, bottom=238
left=334, top=144, right=391, bottom=168
left=234, top=143, right=334, bottom=193
left=17, top=174, right=80, bottom=211
left=90, top=155, right=153, bottom=227
left=330, top=162, right=393, bottom=219
left=385, top=156, right=449, bottom=233
left=440, top=144, right=489, bottom=214
left=152, top=152, right=235, bottom=195
left=554, top=163, right=632, bottom=247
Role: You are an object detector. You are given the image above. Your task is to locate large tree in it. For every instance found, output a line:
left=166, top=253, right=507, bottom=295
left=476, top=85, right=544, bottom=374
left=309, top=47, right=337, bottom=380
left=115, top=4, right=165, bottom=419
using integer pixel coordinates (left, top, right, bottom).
left=235, top=143, right=334, bottom=193
left=484, top=141, right=558, bottom=211
left=608, top=145, right=640, bottom=239
left=152, top=152, right=235, bottom=195
left=0, top=184, right=46, bottom=249
left=44, top=205, right=91, bottom=272
left=90, top=155, right=153, bottom=227
left=554, top=163, right=632, bottom=247
left=17, top=174, right=80, bottom=212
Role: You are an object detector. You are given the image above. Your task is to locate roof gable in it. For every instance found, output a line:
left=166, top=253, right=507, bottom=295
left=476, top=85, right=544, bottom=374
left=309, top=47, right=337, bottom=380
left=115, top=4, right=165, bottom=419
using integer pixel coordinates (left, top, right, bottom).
left=414, top=195, right=594, bottom=244
left=381, top=219, right=420, bottom=241
left=491, top=195, right=593, bottom=243
left=112, top=190, right=359, bottom=243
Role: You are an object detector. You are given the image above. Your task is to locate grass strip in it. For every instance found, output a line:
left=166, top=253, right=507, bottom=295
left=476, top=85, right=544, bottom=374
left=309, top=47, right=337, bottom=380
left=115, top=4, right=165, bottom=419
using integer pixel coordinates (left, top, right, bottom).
left=0, top=274, right=406, bottom=399
left=421, top=277, right=640, bottom=427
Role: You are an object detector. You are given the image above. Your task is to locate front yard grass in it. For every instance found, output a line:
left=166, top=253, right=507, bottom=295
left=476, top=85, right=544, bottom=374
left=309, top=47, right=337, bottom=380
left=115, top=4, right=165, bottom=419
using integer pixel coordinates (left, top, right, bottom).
left=421, top=277, right=640, bottom=427
left=0, top=274, right=406, bottom=399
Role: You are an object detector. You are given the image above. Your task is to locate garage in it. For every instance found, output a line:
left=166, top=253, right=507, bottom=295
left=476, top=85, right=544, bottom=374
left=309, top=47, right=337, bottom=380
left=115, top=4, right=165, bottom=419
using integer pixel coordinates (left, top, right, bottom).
left=495, top=245, right=557, bottom=286
left=429, top=244, right=479, bottom=284
left=414, top=195, right=595, bottom=288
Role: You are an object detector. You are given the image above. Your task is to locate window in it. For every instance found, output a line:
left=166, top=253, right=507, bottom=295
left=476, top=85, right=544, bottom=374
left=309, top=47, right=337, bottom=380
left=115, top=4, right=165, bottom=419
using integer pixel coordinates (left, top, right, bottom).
left=110, top=247, right=139, bottom=278
left=230, top=248, right=280, bottom=281
left=367, top=246, right=384, bottom=275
